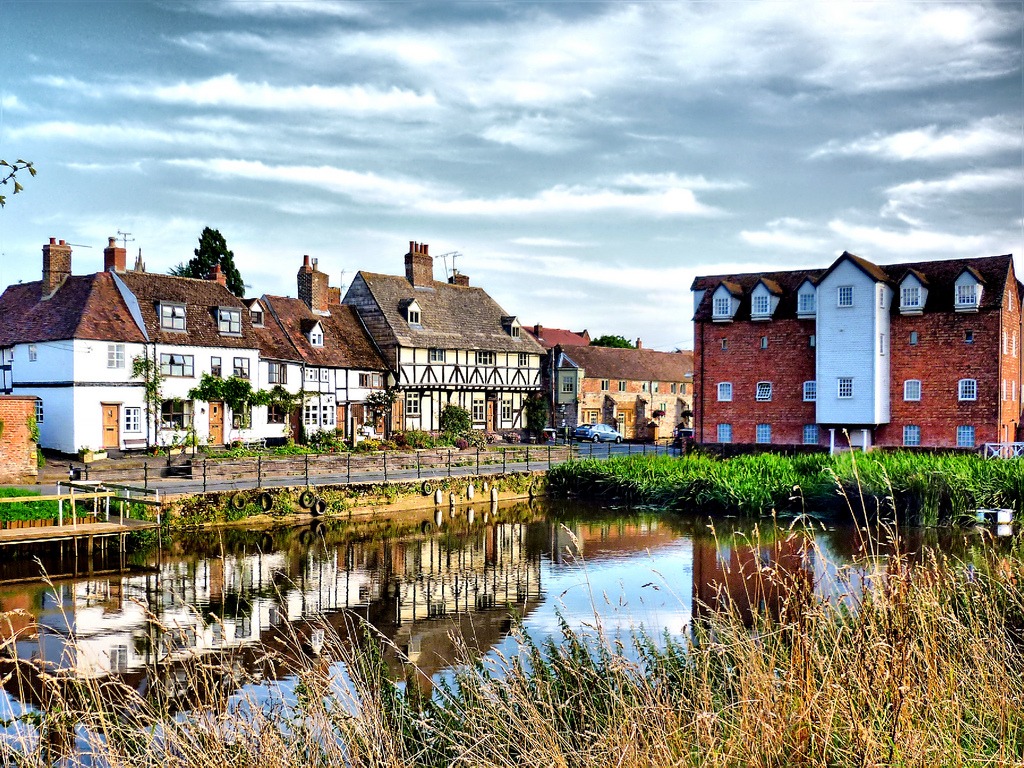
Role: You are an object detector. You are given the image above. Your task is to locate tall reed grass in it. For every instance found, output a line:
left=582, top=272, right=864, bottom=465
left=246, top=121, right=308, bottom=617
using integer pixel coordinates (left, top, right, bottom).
left=547, top=451, right=1024, bottom=523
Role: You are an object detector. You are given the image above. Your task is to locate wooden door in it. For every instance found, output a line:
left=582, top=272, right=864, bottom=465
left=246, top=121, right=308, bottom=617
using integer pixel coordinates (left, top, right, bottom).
left=102, top=404, right=120, bottom=449
left=486, top=400, right=496, bottom=432
left=209, top=401, right=224, bottom=445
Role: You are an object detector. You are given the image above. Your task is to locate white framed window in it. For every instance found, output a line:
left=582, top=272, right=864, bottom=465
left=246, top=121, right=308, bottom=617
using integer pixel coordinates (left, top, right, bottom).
left=408, top=307, right=421, bottom=325
left=803, top=424, right=818, bottom=445
left=653, top=382, right=659, bottom=393
left=837, top=285, right=853, bottom=307
left=518, top=352, right=529, bottom=366
left=958, top=378, right=977, bottom=401
left=217, top=308, right=242, bottom=335
left=798, top=291, right=815, bottom=314
left=904, top=380, right=921, bottom=401
left=319, top=368, right=329, bottom=382
left=752, top=294, right=770, bottom=316
left=429, top=348, right=445, bottom=363
left=713, top=296, right=731, bottom=318
left=903, top=425, right=921, bottom=447
left=34, top=399, right=43, bottom=423
left=232, top=357, right=250, bottom=379
left=601, top=379, right=609, bottom=391
left=27, top=344, right=37, bottom=362
left=475, top=351, right=496, bottom=366
left=159, top=303, right=186, bottom=331
left=717, top=382, right=733, bottom=402
left=755, top=381, right=772, bottom=401
left=305, top=367, right=319, bottom=383
left=309, top=328, right=323, bottom=347
left=717, top=423, right=732, bottom=443
left=124, top=407, right=141, bottom=433
left=405, top=393, right=420, bottom=417
left=838, top=377, right=853, bottom=399
left=472, top=396, right=485, bottom=422
left=803, top=381, right=816, bottom=402
left=159, top=353, right=194, bottom=377
left=1003, top=379, right=1007, bottom=401
left=511, top=325, right=520, bottom=338
left=642, top=382, right=649, bottom=392
left=110, top=645, right=129, bottom=674
left=501, top=398, right=513, bottom=421
left=956, top=283, right=977, bottom=308
left=107, top=343, right=125, bottom=369
left=755, top=423, right=771, bottom=444
left=956, top=425, right=975, bottom=448
left=900, top=285, right=921, bottom=310
left=618, top=380, right=627, bottom=392
left=561, top=375, right=574, bottom=393
left=303, top=402, right=318, bottom=426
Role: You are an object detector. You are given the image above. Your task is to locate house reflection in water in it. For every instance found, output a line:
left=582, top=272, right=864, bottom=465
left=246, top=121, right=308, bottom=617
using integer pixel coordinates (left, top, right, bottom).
left=0, top=512, right=544, bottom=714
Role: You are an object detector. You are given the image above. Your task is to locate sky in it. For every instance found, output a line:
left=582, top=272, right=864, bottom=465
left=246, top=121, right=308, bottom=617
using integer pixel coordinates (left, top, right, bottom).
left=1, top=0, right=1022, bottom=351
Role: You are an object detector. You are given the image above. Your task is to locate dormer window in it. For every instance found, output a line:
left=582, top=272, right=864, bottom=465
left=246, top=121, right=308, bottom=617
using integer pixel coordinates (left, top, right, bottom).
left=752, top=294, right=770, bottom=316
left=306, top=321, right=324, bottom=347
left=901, top=286, right=921, bottom=310
left=713, top=296, right=731, bottom=317
left=217, top=307, right=242, bottom=335
left=406, top=299, right=422, bottom=326
left=956, top=283, right=978, bottom=310
left=511, top=325, right=520, bottom=338
left=251, top=307, right=264, bottom=327
left=502, top=315, right=521, bottom=339
left=797, top=291, right=815, bottom=316
left=711, top=283, right=740, bottom=322
left=159, top=302, right=186, bottom=331
left=899, top=273, right=928, bottom=315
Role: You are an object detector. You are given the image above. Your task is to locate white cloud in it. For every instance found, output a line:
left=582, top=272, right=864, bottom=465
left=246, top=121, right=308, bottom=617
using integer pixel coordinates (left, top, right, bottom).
left=614, top=173, right=746, bottom=192
left=740, top=217, right=827, bottom=252
left=827, top=219, right=997, bottom=255
left=481, top=115, right=578, bottom=154
left=7, top=121, right=251, bottom=151
left=885, top=168, right=1021, bottom=203
left=189, top=1, right=368, bottom=20
left=0, top=94, right=23, bottom=111
left=511, top=237, right=588, bottom=248
left=812, top=116, right=1020, bottom=161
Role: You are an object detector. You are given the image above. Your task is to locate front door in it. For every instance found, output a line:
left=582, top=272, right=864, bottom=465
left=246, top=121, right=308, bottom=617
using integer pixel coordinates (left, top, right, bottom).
left=209, top=401, right=224, bottom=445
left=102, top=404, right=120, bottom=449
left=486, top=400, right=496, bottom=432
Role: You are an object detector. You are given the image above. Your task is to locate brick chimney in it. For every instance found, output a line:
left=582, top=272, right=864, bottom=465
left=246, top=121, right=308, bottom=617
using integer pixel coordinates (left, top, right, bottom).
left=534, top=324, right=543, bottom=337
left=209, top=264, right=227, bottom=286
left=636, top=338, right=643, bottom=349
left=448, top=271, right=470, bottom=287
left=42, top=238, right=72, bottom=296
left=297, top=254, right=329, bottom=312
left=404, top=241, right=433, bottom=286
left=103, top=237, right=126, bottom=272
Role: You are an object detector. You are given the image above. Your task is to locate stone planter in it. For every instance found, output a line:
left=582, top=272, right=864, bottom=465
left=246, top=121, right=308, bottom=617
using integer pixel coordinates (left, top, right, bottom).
left=79, top=450, right=107, bottom=463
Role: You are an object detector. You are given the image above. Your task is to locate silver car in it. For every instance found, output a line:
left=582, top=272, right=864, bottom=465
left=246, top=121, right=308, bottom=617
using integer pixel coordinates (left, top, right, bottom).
left=573, top=423, right=623, bottom=443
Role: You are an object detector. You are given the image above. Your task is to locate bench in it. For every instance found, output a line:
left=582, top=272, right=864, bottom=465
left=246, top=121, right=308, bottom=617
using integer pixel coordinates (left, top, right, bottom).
left=240, top=437, right=267, bottom=451
left=122, top=438, right=148, bottom=451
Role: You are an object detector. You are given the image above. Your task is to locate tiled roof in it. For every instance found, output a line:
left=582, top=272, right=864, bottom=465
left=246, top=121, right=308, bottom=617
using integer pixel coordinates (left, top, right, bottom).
left=559, top=345, right=693, bottom=382
left=0, top=273, right=145, bottom=345
left=115, top=272, right=259, bottom=349
left=692, top=253, right=1014, bottom=321
left=523, top=326, right=590, bottom=350
left=261, top=296, right=388, bottom=370
left=354, top=272, right=544, bottom=354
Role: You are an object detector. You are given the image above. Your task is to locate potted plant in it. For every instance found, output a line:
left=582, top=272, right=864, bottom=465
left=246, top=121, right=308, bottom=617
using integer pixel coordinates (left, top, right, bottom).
left=78, top=446, right=107, bottom=463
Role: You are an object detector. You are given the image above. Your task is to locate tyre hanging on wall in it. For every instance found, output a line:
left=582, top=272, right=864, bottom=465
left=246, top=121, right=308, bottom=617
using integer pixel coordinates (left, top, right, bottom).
left=298, top=490, right=316, bottom=509
left=229, top=493, right=247, bottom=511
left=421, top=481, right=434, bottom=496
left=258, top=492, right=274, bottom=512
left=311, top=497, right=327, bottom=517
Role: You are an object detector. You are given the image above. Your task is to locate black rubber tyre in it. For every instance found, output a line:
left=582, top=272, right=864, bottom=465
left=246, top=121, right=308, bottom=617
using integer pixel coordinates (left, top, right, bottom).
left=420, top=520, right=434, bottom=534
left=298, top=490, right=316, bottom=509
left=312, top=497, right=327, bottom=517
left=258, top=492, right=274, bottom=512
left=229, top=493, right=247, bottom=511
left=421, top=481, right=434, bottom=496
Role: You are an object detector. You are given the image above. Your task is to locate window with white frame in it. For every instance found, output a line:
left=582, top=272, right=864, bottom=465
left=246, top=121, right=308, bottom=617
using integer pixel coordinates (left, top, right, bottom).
left=34, top=399, right=43, bottom=423
left=159, top=353, right=194, bottom=377
left=501, top=398, right=512, bottom=421
left=27, top=344, right=37, bottom=362
left=900, top=285, right=921, bottom=310
left=302, top=402, right=318, bottom=426
left=601, top=379, right=610, bottom=391
left=755, top=423, right=771, bottom=444
left=717, top=382, right=733, bottom=401
left=268, top=362, right=286, bottom=385
left=803, top=424, right=818, bottom=445
left=956, top=425, right=975, bottom=448
left=429, top=348, right=446, bottom=363
left=618, top=380, right=627, bottom=392
left=561, top=375, right=574, bottom=393
left=359, top=372, right=383, bottom=388
left=903, top=425, right=921, bottom=447
left=956, top=283, right=977, bottom=308
left=798, top=291, right=815, bottom=315
left=110, top=645, right=129, bottom=674
left=217, top=308, right=242, bottom=335
left=159, top=303, right=186, bottom=331
left=124, top=407, right=141, bottom=433
left=837, top=286, right=853, bottom=307
left=958, top=378, right=977, bottom=401
left=518, top=352, right=529, bottom=366
left=107, top=343, right=125, bottom=369
left=475, top=351, right=496, bottom=365
left=717, top=423, right=732, bottom=443
left=713, top=296, right=731, bottom=318
left=305, top=367, right=319, bottom=383
left=309, top=327, right=323, bottom=347
left=752, top=294, right=770, bottom=316
left=472, top=396, right=485, bottom=422
left=319, top=368, right=329, bottom=382
left=405, top=393, right=420, bottom=417
left=233, top=357, right=250, bottom=379
left=408, top=307, right=421, bottom=325
left=904, top=379, right=921, bottom=401
left=838, top=377, right=853, bottom=399
left=755, top=381, right=772, bottom=401
left=642, top=382, right=649, bottom=392
left=803, top=381, right=816, bottom=401
left=1003, top=379, right=1007, bottom=401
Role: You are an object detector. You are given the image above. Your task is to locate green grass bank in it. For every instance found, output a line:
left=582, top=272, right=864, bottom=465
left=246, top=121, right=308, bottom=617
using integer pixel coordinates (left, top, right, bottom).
left=546, top=451, right=1024, bottom=523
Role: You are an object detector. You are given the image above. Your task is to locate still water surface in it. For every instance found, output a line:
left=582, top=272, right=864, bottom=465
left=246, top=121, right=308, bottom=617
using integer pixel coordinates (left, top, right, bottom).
left=0, top=497, right=996, bottom=724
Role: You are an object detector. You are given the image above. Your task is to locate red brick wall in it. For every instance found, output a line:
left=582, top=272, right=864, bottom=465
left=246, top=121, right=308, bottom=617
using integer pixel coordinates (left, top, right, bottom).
left=0, top=396, right=39, bottom=484
left=694, top=318, right=818, bottom=444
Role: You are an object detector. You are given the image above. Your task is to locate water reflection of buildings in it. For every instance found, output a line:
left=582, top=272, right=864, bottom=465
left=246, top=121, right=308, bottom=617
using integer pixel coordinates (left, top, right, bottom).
left=0, top=515, right=543, bottom=710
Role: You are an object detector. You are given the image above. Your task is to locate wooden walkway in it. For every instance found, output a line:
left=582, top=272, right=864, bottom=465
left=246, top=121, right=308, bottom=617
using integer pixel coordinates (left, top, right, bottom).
left=0, top=515, right=159, bottom=545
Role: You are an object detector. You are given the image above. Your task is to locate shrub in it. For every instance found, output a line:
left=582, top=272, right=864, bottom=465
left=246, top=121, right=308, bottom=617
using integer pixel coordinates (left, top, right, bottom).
left=464, top=429, right=488, bottom=449
left=440, top=404, right=471, bottom=437
left=307, top=429, right=344, bottom=453
left=395, top=430, right=436, bottom=449
left=455, top=437, right=469, bottom=450
left=503, top=431, right=522, bottom=443
left=354, top=438, right=382, bottom=453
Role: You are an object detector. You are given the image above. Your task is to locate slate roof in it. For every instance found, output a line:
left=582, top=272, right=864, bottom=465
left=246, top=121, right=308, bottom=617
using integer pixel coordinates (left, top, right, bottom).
left=353, top=272, right=544, bottom=355
left=559, top=345, right=693, bottom=382
left=0, top=273, right=144, bottom=345
left=522, top=325, right=590, bottom=350
left=692, top=253, right=1015, bottom=322
left=260, top=295, right=388, bottom=370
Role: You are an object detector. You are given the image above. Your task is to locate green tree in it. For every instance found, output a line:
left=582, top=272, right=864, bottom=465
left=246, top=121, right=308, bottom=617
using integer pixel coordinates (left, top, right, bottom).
left=439, top=404, right=471, bottom=437
left=524, top=395, right=549, bottom=438
left=131, top=353, right=165, bottom=447
left=170, top=227, right=245, bottom=296
left=590, top=334, right=634, bottom=349
left=0, top=159, right=35, bottom=207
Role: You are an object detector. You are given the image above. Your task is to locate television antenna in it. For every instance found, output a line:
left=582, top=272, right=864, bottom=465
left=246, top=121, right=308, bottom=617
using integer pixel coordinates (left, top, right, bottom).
left=437, top=251, right=462, bottom=280
left=117, top=230, right=135, bottom=249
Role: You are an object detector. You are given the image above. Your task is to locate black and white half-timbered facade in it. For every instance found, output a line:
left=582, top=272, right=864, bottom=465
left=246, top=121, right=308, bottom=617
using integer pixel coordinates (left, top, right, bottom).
left=343, top=241, right=544, bottom=433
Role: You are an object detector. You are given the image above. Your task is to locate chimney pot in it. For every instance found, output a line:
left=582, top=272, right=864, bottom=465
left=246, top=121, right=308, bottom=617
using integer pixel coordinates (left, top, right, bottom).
left=404, top=240, right=434, bottom=286
left=49, top=237, right=56, bottom=245
left=636, top=338, right=643, bottom=349
left=59, top=240, right=66, bottom=246
left=103, top=236, right=127, bottom=273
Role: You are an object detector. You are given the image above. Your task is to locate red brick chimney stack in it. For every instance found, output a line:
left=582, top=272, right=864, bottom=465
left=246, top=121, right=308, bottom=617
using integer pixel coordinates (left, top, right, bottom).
left=405, top=241, right=433, bottom=286
left=103, top=237, right=127, bottom=272
left=449, top=270, right=470, bottom=286
left=209, top=264, right=227, bottom=286
left=297, top=254, right=329, bottom=312
left=42, top=238, right=72, bottom=296
left=636, top=338, right=643, bottom=349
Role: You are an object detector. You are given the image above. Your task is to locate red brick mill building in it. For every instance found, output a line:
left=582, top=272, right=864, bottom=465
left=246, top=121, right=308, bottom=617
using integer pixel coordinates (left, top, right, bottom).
left=691, top=251, right=1022, bottom=452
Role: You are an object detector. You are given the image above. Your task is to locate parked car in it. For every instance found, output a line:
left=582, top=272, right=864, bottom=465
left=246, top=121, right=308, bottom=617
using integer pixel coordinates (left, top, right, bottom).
left=573, top=423, right=623, bottom=443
